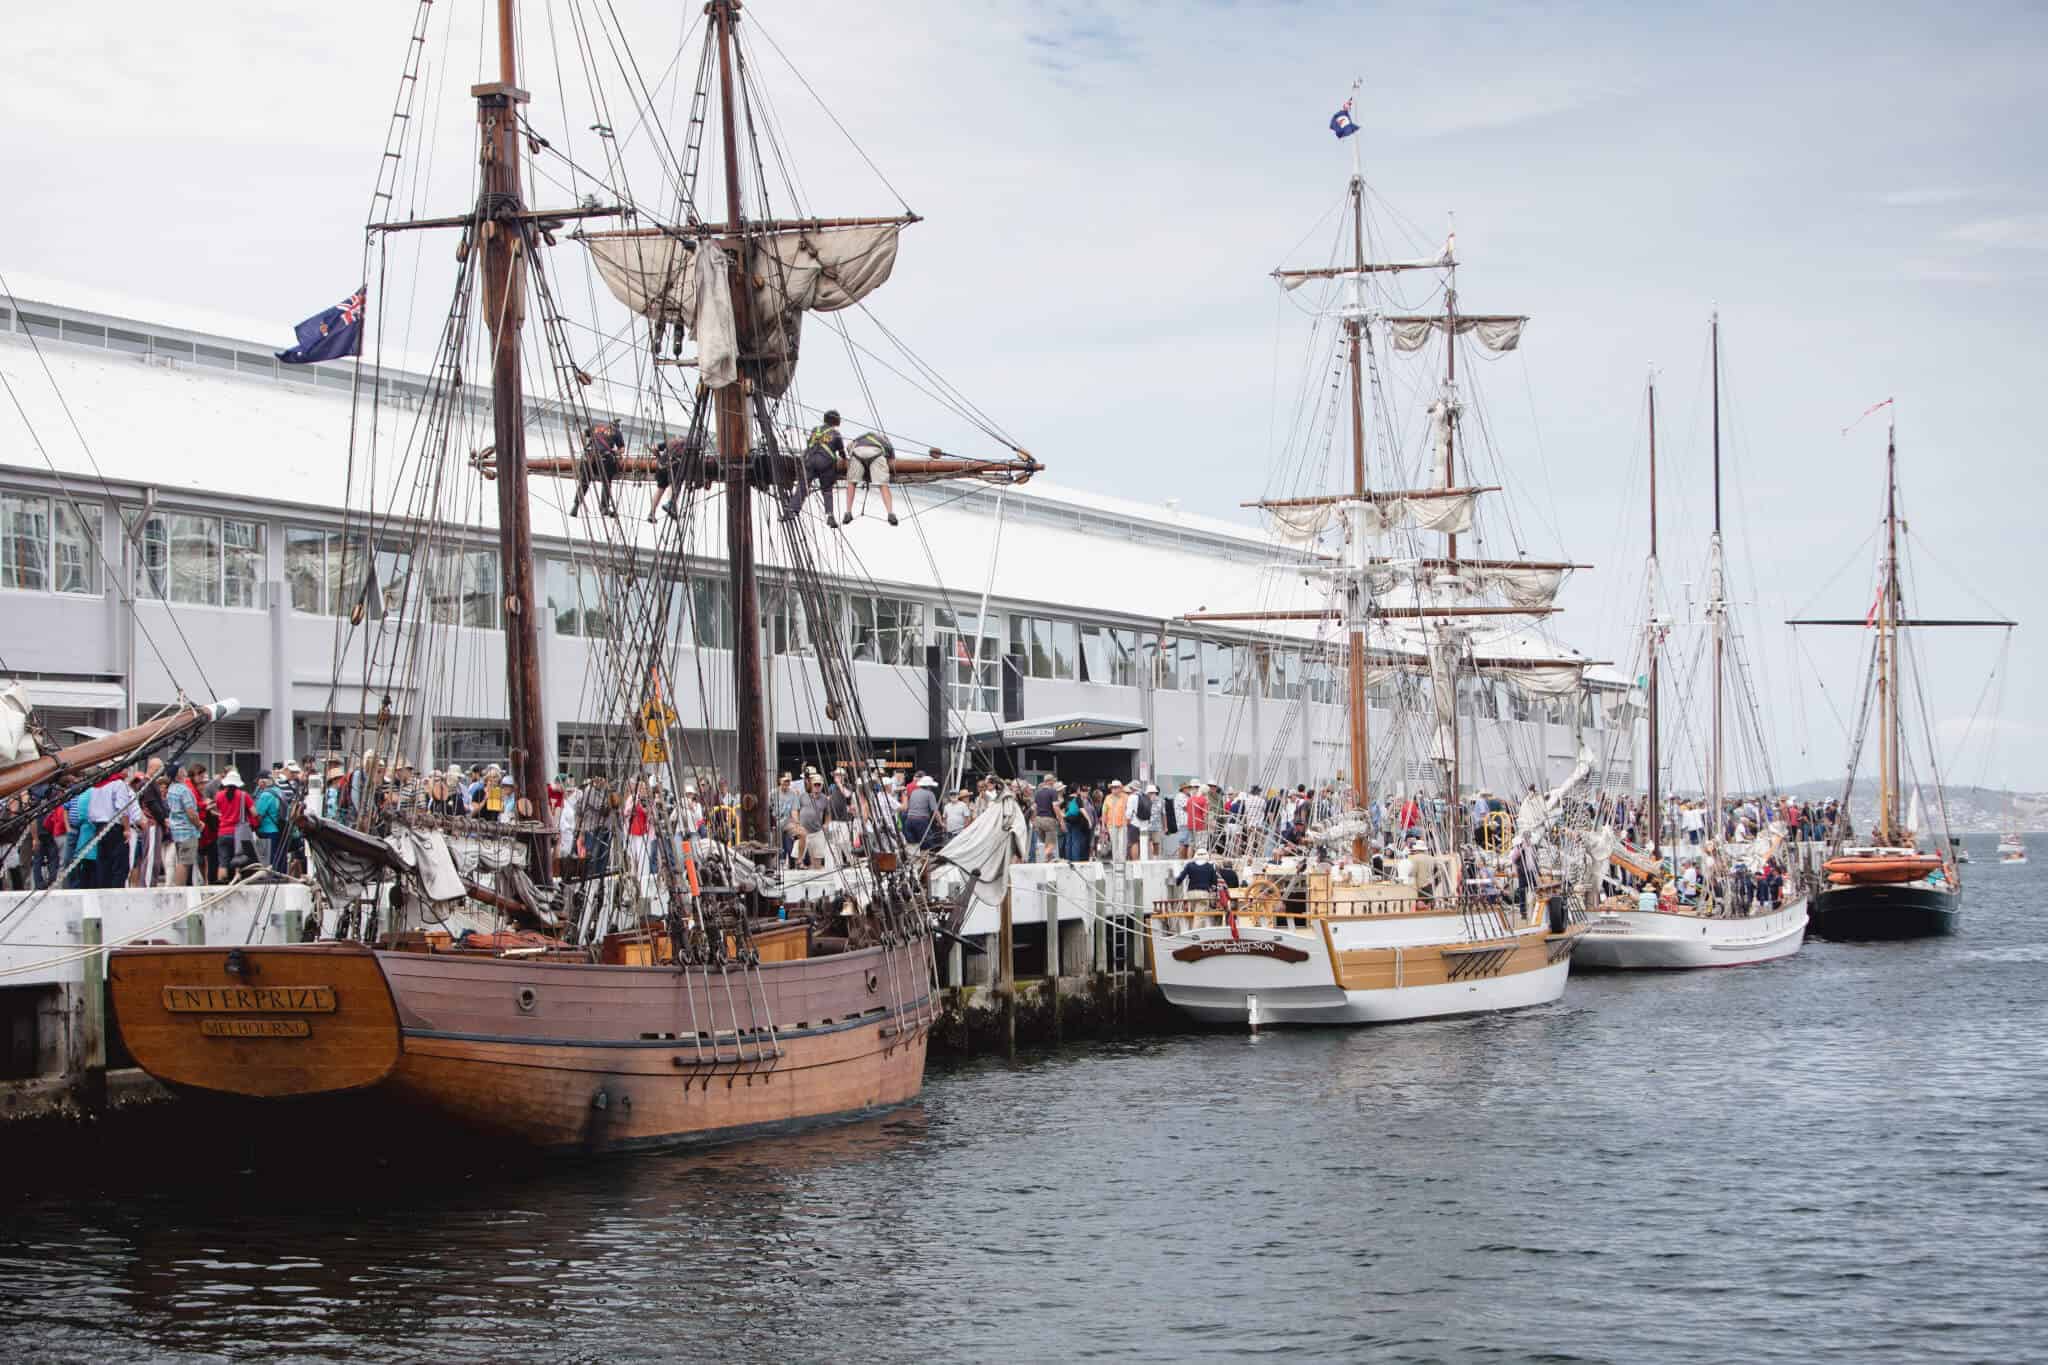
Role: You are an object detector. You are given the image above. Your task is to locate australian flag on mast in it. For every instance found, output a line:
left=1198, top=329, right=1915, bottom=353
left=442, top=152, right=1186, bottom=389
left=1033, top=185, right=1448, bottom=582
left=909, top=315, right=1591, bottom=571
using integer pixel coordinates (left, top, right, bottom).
left=276, top=286, right=366, bottom=365
left=1330, top=84, right=1361, bottom=139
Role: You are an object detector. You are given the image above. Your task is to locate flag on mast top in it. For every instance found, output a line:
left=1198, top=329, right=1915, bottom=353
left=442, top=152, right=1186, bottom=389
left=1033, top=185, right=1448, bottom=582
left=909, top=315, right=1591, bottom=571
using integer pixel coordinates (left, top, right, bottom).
left=1330, top=82, right=1361, bottom=139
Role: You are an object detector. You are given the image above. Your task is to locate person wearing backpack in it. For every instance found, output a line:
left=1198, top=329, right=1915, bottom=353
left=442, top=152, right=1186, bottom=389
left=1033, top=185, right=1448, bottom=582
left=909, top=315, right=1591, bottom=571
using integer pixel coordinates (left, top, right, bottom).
left=63, top=785, right=97, bottom=889
left=1132, top=783, right=1158, bottom=861
left=1062, top=787, right=1091, bottom=863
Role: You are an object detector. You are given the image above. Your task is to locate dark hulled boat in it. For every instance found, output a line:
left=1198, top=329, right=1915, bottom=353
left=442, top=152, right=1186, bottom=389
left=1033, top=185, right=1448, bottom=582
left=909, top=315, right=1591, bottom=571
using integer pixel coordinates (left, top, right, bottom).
left=1808, top=879, right=1958, bottom=940
left=1792, top=420, right=2009, bottom=942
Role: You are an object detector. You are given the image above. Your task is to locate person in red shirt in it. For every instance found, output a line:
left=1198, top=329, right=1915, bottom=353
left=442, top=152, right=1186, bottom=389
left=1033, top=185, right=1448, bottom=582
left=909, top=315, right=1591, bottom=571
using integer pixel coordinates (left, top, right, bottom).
left=1187, top=784, right=1210, bottom=854
left=214, top=769, right=255, bottom=877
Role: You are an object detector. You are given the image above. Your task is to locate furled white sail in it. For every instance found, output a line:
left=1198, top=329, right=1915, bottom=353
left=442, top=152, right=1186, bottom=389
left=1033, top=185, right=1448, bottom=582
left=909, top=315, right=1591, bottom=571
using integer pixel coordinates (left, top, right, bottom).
left=0, top=683, right=37, bottom=765
left=929, top=794, right=1027, bottom=920
left=580, top=225, right=903, bottom=395
left=1475, top=662, right=1583, bottom=697
left=1275, top=237, right=1455, bottom=290
left=1363, top=491, right=1477, bottom=537
left=1362, top=562, right=1568, bottom=610
left=694, top=244, right=738, bottom=389
left=1388, top=316, right=1527, bottom=353
left=1427, top=399, right=1452, bottom=486
left=1261, top=490, right=1480, bottom=548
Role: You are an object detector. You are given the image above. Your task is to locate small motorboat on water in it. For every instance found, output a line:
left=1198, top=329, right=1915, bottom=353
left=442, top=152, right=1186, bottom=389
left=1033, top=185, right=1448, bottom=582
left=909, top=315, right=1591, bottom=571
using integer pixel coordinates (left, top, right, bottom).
left=1998, top=831, right=2028, bottom=865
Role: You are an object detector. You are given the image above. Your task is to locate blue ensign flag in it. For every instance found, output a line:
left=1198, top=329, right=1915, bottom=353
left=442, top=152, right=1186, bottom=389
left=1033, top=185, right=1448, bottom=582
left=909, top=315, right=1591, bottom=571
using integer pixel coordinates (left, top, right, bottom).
left=1330, top=99, right=1359, bottom=139
left=276, top=287, right=366, bottom=365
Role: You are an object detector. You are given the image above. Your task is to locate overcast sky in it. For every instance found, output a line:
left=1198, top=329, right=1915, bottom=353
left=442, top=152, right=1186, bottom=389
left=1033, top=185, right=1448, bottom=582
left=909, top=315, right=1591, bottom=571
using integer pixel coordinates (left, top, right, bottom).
left=3, top=2, right=2042, bottom=790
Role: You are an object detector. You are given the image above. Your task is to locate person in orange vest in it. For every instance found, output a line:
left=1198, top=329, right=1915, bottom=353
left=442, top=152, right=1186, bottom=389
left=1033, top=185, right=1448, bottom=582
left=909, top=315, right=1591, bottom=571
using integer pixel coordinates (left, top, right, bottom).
left=1103, top=780, right=1130, bottom=865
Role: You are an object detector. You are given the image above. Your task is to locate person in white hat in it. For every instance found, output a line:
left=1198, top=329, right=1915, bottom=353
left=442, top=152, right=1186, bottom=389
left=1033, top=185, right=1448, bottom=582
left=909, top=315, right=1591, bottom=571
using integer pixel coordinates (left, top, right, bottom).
left=903, top=773, right=941, bottom=849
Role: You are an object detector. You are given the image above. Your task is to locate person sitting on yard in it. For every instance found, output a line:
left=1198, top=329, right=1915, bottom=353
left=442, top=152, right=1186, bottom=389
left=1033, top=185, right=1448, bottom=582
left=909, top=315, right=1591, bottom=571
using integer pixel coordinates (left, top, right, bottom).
left=840, top=431, right=899, bottom=526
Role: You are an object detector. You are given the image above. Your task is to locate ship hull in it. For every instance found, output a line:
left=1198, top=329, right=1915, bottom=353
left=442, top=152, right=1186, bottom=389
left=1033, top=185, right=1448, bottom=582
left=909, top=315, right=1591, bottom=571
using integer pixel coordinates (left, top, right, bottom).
left=1573, top=897, right=1807, bottom=970
left=1808, top=882, right=1959, bottom=940
left=1149, top=911, right=1578, bottom=1028
left=109, top=938, right=935, bottom=1155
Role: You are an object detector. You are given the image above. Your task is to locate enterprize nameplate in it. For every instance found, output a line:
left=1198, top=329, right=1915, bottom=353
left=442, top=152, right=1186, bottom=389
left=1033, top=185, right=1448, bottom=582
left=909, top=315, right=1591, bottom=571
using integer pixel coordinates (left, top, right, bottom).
left=1171, top=940, right=1310, bottom=964
left=163, top=986, right=338, bottom=1014
left=200, top=1018, right=312, bottom=1038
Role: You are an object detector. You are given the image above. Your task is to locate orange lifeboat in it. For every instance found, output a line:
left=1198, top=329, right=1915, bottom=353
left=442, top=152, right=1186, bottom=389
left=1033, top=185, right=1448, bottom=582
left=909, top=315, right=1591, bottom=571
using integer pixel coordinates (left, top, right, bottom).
left=1824, top=853, right=1944, bottom=885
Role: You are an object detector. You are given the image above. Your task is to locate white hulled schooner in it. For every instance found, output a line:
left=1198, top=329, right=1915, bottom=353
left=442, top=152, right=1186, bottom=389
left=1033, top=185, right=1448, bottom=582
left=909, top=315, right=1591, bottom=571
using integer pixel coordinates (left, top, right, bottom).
left=1577, top=321, right=1808, bottom=970
left=1146, top=103, right=1592, bottom=1027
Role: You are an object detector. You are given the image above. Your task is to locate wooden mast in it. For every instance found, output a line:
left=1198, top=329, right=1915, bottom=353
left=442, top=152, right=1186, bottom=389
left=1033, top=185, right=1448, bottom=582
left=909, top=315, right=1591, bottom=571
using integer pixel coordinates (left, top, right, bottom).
left=476, top=0, right=551, bottom=857
left=1879, top=421, right=1902, bottom=843
left=711, top=0, right=770, bottom=842
left=1344, top=170, right=1370, bottom=859
left=1708, top=314, right=1724, bottom=861
left=1443, top=269, right=1462, bottom=840
left=1646, top=375, right=1661, bottom=854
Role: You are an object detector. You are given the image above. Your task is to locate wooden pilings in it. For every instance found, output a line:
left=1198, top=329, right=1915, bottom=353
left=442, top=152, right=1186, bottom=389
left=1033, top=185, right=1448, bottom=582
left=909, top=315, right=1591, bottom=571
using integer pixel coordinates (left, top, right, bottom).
left=76, top=912, right=106, bottom=1111
left=998, top=885, right=1015, bottom=1059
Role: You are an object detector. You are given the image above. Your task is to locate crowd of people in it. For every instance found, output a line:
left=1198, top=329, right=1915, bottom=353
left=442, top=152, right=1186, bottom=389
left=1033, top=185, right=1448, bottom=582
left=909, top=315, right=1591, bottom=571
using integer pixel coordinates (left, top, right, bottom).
left=0, top=744, right=1856, bottom=901
left=2, top=757, right=306, bottom=892
left=1600, top=793, right=1848, bottom=851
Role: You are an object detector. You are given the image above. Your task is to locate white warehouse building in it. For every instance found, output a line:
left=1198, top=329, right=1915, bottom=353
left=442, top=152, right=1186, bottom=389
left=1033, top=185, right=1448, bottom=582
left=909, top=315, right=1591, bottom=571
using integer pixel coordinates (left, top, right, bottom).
left=0, top=280, right=1636, bottom=798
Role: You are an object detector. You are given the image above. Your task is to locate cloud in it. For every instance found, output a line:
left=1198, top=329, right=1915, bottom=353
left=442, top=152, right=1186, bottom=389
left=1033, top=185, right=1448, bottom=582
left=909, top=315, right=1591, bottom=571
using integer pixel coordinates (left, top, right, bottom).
left=1880, top=187, right=1974, bottom=207
left=1949, top=214, right=2048, bottom=249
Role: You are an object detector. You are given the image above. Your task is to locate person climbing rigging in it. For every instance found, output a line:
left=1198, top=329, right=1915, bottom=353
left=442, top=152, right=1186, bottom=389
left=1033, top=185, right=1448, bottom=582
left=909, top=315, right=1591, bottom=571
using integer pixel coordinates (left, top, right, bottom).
left=787, top=409, right=844, bottom=525
left=841, top=430, right=899, bottom=526
left=649, top=427, right=708, bottom=522
left=574, top=415, right=626, bottom=516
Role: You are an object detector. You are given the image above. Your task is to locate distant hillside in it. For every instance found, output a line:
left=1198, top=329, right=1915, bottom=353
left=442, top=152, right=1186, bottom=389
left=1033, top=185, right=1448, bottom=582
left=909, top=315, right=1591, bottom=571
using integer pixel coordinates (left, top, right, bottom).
left=1777, top=780, right=2046, bottom=834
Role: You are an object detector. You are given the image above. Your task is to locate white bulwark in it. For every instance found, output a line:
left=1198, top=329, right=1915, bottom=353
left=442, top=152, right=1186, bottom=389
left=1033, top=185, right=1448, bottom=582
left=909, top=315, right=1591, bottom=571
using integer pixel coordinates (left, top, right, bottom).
left=0, top=280, right=1637, bottom=794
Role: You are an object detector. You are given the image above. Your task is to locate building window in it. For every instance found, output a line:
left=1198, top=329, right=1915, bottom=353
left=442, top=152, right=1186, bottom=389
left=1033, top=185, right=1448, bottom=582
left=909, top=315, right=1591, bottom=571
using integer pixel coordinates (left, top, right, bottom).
left=424, top=546, right=499, bottom=629
left=850, top=595, right=923, bottom=666
left=686, top=577, right=732, bottom=649
left=1006, top=614, right=1085, bottom=681
left=223, top=518, right=262, bottom=608
left=546, top=558, right=610, bottom=639
left=767, top=586, right=814, bottom=656
left=129, top=509, right=263, bottom=608
left=558, top=724, right=634, bottom=778
left=437, top=725, right=510, bottom=769
left=935, top=609, right=1000, bottom=712
left=0, top=492, right=100, bottom=596
left=285, top=526, right=370, bottom=616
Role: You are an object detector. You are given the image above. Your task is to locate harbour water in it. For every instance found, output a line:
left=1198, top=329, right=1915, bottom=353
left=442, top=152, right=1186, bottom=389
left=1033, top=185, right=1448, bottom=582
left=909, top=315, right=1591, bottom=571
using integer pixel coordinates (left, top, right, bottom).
left=3, top=835, right=2042, bottom=1362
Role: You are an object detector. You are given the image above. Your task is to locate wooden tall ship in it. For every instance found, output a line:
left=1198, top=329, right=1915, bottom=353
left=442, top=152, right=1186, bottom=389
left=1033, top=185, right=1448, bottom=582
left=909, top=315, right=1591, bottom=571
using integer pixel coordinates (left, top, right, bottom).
left=1577, top=322, right=1808, bottom=970
left=109, top=0, right=1027, bottom=1152
left=1145, top=114, right=1589, bottom=1026
left=1793, top=420, right=2011, bottom=940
